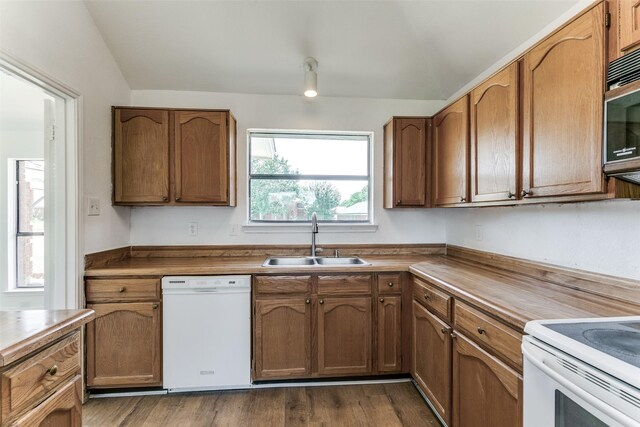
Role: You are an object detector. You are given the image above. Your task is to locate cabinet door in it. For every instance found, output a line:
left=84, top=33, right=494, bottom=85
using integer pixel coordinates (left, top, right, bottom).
left=254, top=298, right=311, bottom=380
left=114, top=108, right=170, bottom=204
left=522, top=4, right=605, bottom=198
left=435, top=96, right=470, bottom=205
left=86, top=302, right=162, bottom=388
left=318, top=297, right=372, bottom=376
left=470, top=64, right=518, bottom=202
left=377, top=295, right=402, bottom=373
left=453, top=333, right=522, bottom=427
left=174, top=110, right=229, bottom=204
left=13, top=376, right=82, bottom=427
left=393, top=118, right=429, bottom=207
left=620, top=0, right=640, bottom=51
left=412, top=301, right=452, bottom=425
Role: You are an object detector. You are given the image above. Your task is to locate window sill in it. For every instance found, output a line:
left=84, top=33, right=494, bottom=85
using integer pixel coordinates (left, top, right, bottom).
left=242, top=223, right=378, bottom=234
left=3, top=288, right=44, bottom=294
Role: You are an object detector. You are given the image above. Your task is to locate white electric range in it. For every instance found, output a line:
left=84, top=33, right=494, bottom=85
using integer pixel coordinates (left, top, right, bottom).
left=523, top=316, right=640, bottom=426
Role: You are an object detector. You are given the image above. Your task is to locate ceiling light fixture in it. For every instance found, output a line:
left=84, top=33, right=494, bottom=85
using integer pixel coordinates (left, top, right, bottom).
left=304, top=57, right=318, bottom=98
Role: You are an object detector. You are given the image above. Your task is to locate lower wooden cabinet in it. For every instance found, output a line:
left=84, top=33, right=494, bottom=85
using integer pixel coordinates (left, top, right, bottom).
left=412, top=301, right=452, bottom=425
left=318, top=297, right=372, bottom=376
left=12, top=375, right=82, bottom=427
left=377, top=295, right=402, bottom=373
left=86, top=302, right=162, bottom=388
left=452, top=332, right=522, bottom=427
left=253, top=298, right=311, bottom=379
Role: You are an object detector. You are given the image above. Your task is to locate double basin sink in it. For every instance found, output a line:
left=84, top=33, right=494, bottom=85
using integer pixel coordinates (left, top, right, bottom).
left=263, top=256, right=370, bottom=267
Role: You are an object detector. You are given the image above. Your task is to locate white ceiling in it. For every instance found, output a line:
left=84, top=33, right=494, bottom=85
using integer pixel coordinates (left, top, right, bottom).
left=85, top=0, right=579, bottom=100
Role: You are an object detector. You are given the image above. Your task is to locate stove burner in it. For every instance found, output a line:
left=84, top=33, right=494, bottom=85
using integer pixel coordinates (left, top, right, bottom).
left=582, top=329, right=640, bottom=358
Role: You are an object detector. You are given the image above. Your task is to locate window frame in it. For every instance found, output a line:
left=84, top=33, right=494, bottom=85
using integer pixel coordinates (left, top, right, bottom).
left=247, top=130, right=374, bottom=225
left=13, top=159, right=45, bottom=289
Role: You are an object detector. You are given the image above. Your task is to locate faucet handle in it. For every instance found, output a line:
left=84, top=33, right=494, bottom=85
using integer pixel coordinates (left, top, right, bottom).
left=315, top=247, right=324, bottom=254
left=334, top=249, right=340, bottom=258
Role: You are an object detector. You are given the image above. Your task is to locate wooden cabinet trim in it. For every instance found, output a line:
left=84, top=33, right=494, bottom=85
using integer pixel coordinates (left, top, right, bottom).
left=254, top=275, right=312, bottom=295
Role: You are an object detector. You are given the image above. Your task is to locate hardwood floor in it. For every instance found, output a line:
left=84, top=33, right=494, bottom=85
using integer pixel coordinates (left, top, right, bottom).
left=83, top=382, right=441, bottom=426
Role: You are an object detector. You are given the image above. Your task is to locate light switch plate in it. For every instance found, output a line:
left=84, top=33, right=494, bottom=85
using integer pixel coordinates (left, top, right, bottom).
left=88, top=198, right=101, bottom=216
left=475, top=224, right=483, bottom=241
left=188, top=222, right=198, bottom=237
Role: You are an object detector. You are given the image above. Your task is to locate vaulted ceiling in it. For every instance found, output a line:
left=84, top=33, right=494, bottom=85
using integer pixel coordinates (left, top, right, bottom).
left=85, top=0, right=579, bottom=100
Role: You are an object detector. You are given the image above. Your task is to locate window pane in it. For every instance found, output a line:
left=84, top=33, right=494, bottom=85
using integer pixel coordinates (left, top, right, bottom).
left=250, top=135, right=369, bottom=176
left=17, top=160, right=45, bottom=233
left=250, top=179, right=369, bottom=222
left=17, top=235, right=45, bottom=287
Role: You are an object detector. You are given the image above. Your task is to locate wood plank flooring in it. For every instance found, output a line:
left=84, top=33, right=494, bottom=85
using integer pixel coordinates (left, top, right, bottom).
left=83, top=382, right=441, bottom=426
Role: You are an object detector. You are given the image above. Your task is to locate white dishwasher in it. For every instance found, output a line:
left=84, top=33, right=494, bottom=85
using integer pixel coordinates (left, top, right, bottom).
left=162, top=275, right=251, bottom=392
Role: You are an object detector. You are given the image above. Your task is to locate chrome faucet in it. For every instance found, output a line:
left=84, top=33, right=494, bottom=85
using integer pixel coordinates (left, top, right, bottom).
left=311, top=212, right=319, bottom=257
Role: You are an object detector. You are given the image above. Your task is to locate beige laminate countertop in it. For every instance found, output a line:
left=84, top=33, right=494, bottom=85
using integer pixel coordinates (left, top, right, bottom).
left=0, top=309, right=95, bottom=367
left=85, top=254, right=640, bottom=331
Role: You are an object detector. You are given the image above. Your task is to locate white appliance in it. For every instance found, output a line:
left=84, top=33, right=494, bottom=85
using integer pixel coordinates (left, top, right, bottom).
left=523, top=317, right=640, bottom=426
left=162, top=276, right=251, bottom=392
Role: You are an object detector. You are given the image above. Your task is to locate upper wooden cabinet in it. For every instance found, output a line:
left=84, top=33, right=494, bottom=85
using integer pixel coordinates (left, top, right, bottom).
left=619, top=0, right=640, bottom=52
left=522, top=4, right=606, bottom=199
left=113, top=107, right=236, bottom=206
left=434, top=96, right=470, bottom=206
left=470, top=64, right=519, bottom=203
left=114, top=109, right=170, bottom=203
left=383, top=117, right=432, bottom=208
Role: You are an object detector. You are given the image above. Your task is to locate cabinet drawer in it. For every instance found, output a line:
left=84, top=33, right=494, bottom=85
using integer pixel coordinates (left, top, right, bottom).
left=317, top=275, right=372, bottom=296
left=254, top=276, right=311, bottom=295
left=377, top=273, right=402, bottom=295
left=1, top=332, right=80, bottom=423
left=413, top=278, right=451, bottom=321
left=86, top=278, right=160, bottom=302
left=454, top=301, right=523, bottom=368
left=11, top=375, right=82, bottom=427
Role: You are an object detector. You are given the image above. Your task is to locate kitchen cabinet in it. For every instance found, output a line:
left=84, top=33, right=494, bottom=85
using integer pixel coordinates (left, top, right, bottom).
left=434, top=96, right=470, bottom=206
left=452, top=333, right=522, bottom=427
left=619, top=0, right=640, bottom=52
left=85, top=278, right=162, bottom=388
left=318, top=297, right=372, bottom=375
left=113, top=107, right=236, bottom=206
left=254, top=298, right=311, bottom=379
left=522, top=4, right=606, bottom=199
left=12, top=376, right=82, bottom=427
left=470, top=63, right=519, bottom=203
left=412, top=301, right=452, bottom=425
left=383, top=117, right=432, bottom=208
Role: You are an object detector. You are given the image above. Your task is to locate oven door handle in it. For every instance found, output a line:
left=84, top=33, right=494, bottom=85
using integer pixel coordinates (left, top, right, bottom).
left=522, top=344, right=640, bottom=427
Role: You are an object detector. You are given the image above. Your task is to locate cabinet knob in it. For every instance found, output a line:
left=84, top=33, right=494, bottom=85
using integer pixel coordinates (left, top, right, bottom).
left=396, top=200, right=401, bottom=205
left=460, top=197, right=466, bottom=202
left=379, top=298, right=385, bottom=303
left=175, top=196, right=181, bottom=201
left=152, top=304, right=159, bottom=309
left=508, top=192, right=515, bottom=199
left=424, top=293, right=431, bottom=301
left=477, top=327, right=486, bottom=335
left=521, top=189, right=532, bottom=197
left=119, top=287, right=125, bottom=293
left=387, top=282, right=394, bottom=287
left=162, top=196, right=168, bottom=202
left=319, top=299, right=324, bottom=305
left=47, top=365, right=58, bottom=376
left=305, top=299, right=310, bottom=304
left=441, top=327, right=449, bottom=334
left=450, top=332, right=458, bottom=339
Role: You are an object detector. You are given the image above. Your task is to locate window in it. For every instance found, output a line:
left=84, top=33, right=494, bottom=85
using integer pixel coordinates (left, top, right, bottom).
left=249, top=131, right=371, bottom=223
left=15, top=160, right=45, bottom=288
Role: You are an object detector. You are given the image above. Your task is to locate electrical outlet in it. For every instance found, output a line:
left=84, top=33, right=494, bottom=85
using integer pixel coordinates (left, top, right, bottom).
left=475, top=224, right=484, bottom=241
left=188, top=222, right=198, bottom=237
left=229, top=223, right=238, bottom=236
left=88, top=198, right=101, bottom=216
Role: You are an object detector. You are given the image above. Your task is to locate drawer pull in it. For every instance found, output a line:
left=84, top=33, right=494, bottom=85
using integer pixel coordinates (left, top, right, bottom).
left=450, top=332, right=457, bottom=339
left=305, top=299, right=310, bottom=304
left=379, top=298, right=385, bottom=303
left=477, top=327, right=486, bottom=335
left=319, top=299, right=324, bottom=305
left=47, top=365, right=58, bottom=376
left=441, top=327, right=449, bottom=334
left=152, top=304, right=159, bottom=309
left=119, top=287, right=125, bottom=293
left=387, top=282, right=394, bottom=287
left=424, top=293, right=431, bottom=300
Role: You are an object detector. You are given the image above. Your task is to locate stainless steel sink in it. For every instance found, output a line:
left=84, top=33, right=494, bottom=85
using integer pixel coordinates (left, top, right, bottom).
left=262, top=256, right=369, bottom=267
left=262, top=257, right=317, bottom=266
left=315, top=257, right=368, bottom=265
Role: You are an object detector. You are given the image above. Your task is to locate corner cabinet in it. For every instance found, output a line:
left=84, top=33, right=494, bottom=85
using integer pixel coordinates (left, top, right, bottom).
left=383, top=117, right=432, bottom=208
left=470, top=63, right=519, bottom=203
left=522, top=4, right=606, bottom=199
left=113, top=107, right=237, bottom=206
left=434, top=96, right=470, bottom=206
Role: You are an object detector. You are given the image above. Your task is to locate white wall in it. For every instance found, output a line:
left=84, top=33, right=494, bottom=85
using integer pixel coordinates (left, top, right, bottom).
left=130, top=90, right=447, bottom=245
left=446, top=201, right=640, bottom=280
left=0, top=0, right=132, bottom=255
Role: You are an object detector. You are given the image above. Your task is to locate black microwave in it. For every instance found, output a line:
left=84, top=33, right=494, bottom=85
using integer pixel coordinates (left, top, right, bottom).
left=604, top=51, right=640, bottom=184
